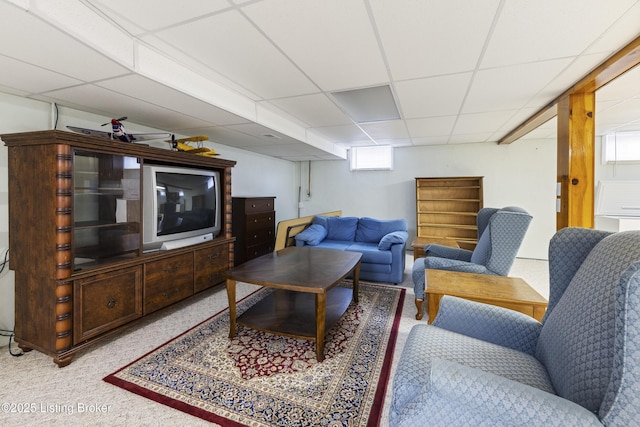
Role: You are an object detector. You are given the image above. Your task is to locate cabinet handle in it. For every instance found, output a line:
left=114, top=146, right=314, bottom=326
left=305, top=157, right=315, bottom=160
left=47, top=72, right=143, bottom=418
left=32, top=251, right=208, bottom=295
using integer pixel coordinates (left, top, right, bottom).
left=107, top=297, right=117, bottom=309
left=208, top=252, right=220, bottom=260
left=162, top=287, right=182, bottom=299
left=163, top=263, right=181, bottom=273
left=251, top=204, right=256, bottom=208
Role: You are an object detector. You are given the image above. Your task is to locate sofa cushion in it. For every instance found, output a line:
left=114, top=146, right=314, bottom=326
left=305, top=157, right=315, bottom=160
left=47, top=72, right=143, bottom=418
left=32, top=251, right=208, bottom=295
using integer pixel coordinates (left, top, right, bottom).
left=355, top=217, right=408, bottom=243
left=324, top=216, right=359, bottom=241
left=294, top=224, right=327, bottom=246
left=314, top=240, right=352, bottom=251
left=378, top=231, right=408, bottom=250
left=346, top=242, right=392, bottom=264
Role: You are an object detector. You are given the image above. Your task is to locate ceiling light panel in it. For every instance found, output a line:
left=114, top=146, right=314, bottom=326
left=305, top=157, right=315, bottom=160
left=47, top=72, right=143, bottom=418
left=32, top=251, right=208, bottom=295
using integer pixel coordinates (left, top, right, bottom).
left=331, top=85, right=400, bottom=123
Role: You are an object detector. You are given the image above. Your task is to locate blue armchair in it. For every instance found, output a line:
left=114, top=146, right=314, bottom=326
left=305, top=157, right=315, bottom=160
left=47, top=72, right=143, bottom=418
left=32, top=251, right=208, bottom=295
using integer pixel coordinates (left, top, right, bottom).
left=412, top=206, right=532, bottom=319
left=390, top=228, right=640, bottom=426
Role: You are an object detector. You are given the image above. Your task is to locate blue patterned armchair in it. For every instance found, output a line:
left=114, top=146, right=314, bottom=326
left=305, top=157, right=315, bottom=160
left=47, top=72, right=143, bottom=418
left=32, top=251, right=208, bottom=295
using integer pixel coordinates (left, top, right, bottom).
left=412, top=206, right=532, bottom=319
left=390, top=228, right=640, bottom=426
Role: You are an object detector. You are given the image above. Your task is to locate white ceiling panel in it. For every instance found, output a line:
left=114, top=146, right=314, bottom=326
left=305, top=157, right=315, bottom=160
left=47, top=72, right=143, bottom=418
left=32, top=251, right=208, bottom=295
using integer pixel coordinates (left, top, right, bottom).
left=153, top=10, right=318, bottom=99
left=0, top=2, right=128, bottom=82
left=0, top=1, right=638, bottom=160
left=395, top=73, right=473, bottom=118
left=371, top=0, right=500, bottom=80
left=464, top=59, right=573, bottom=114
left=481, top=0, right=637, bottom=69
left=0, top=55, right=82, bottom=94
left=243, top=0, right=388, bottom=91
left=406, top=116, right=456, bottom=138
left=87, top=0, right=231, bottom=34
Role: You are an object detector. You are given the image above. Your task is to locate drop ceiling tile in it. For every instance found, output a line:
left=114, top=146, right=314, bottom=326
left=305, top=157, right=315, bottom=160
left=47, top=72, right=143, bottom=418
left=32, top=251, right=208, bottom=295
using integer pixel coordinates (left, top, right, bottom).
left=0, top=55, right=82, bottom=94
left=482, top=0, right=638, bottom=68
left=395, top=73, right=472, bottom=118
left=88, top=0, right=230, bottom=34
left=448, top=133, right=494, bottom=144
left=411, top=136, right=451, bottom=146
left=0, top=2, right=128, bottom=82
left=267, top=94, right=352, bottom=128
left=242, top=0, right=388, bottom=91
left=464, top=58, right=572, bottom=114
left=154, top=10, right=318, bottom=99
left=585, top=2, right=640, bottom=54
left=406, top=116, right=456, bottom=138
left=454, top=111, right=515, bottom=134
left=359, top=120, right=408, bottom=140
left=371, top=0, right=500, bottom=80
left=597, top=65, right=640, bottom=101
left=309, top=124, right=371, bottom=143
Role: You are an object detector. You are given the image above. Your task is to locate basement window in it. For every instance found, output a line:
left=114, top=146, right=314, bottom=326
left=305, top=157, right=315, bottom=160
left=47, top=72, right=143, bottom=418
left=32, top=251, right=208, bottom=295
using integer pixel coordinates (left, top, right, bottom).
left=349, top=145, right=394, bottom=171
left=603, top=132, right=640, bottom=164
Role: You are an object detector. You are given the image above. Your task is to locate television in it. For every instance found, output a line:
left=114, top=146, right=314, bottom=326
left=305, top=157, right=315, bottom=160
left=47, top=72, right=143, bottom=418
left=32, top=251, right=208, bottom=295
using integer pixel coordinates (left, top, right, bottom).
left=142, top=164, right=221, bottom=251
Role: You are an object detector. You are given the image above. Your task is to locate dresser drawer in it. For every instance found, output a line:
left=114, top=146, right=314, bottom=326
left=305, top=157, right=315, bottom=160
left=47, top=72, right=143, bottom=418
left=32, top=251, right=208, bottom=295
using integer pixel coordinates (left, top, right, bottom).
left=239, top=197, right=275, bottom=213
left=246, top=211, right=275, bottom=232
left=194, top=243, right=229, bottom=292
left=246, top=228, right=275, bottom=246
left=73, top=265, right=142, bottom=344
left=144, top=253, right=194, bottom=314
left=245, top=241, right=275, bottom=260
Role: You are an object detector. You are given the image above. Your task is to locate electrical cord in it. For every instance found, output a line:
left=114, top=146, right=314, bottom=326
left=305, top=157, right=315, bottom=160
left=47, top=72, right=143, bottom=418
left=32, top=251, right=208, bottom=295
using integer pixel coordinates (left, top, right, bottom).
left=0, top=248, right=9, bottom=274
left=0, top=329, right=23, bottom=357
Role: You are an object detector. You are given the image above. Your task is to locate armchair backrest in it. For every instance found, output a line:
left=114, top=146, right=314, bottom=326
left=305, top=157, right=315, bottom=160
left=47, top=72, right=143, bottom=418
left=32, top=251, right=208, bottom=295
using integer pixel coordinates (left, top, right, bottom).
left=536, top=228, right=640, bottom=424
left=469, top=206, right=532, bottom=275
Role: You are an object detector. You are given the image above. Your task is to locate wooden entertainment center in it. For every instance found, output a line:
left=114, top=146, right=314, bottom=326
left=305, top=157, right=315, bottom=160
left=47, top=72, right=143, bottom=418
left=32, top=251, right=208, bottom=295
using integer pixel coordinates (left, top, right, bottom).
left=3, top=130, right=236, bottom=367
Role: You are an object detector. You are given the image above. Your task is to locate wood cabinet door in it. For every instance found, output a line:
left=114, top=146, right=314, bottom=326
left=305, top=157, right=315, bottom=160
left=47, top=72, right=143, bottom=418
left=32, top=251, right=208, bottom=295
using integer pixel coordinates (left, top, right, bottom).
left=73, top=265, right=143, bottom=344
left=194, top=243, right=229, bottom=292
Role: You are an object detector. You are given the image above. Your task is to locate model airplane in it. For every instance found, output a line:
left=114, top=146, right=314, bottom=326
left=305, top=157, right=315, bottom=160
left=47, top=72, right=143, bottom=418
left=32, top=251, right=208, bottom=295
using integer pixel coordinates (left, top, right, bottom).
left=67, top=116, right=171, bottom=142
left=167, top=135, right=219, bottom=157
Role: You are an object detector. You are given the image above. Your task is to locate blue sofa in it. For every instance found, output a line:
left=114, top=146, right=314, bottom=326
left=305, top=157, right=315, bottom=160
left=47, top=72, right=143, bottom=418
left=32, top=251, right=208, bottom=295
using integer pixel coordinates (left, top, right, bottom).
left=294, top=216, right=408, bottom=284
left=390, top=228, right=640, bottom=426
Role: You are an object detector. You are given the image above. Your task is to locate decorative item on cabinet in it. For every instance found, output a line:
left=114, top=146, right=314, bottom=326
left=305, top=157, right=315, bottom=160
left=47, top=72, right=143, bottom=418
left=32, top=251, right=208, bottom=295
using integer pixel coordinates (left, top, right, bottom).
left=232, top=197, right=276, bottom=265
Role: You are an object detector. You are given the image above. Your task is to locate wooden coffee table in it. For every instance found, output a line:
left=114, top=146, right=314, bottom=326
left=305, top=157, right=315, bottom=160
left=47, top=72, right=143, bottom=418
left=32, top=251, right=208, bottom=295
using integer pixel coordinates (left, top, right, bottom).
left=225, top=246, right=362, bottom=361
left=425, top=269, right=548, bottom=324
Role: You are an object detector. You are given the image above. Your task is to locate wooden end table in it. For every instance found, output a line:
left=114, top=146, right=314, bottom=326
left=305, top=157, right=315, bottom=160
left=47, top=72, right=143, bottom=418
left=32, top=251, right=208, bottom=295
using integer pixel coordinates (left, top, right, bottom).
left=425, top=269, right=548, bottom=324
left=225, top=246, right=362, bottom=362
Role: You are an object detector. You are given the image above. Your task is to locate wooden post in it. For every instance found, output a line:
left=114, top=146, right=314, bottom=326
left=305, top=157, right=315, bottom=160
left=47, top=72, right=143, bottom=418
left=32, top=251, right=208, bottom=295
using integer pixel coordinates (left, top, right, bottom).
left=556, top=92, right=595, bottom=230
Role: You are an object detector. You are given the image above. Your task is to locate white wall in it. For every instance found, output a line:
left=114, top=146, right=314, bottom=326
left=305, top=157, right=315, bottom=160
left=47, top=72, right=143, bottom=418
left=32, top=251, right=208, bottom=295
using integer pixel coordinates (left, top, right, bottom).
left=299, top=140, right=558, bottom=260
left=0, top=92, right=299, bottom=346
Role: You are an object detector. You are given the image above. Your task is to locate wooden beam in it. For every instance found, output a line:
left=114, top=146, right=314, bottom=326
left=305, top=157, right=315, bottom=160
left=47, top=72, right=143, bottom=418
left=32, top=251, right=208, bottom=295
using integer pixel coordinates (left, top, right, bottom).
left=556, top=93, right=595, bottom=230
left=499, top=34, right=640, bottom=144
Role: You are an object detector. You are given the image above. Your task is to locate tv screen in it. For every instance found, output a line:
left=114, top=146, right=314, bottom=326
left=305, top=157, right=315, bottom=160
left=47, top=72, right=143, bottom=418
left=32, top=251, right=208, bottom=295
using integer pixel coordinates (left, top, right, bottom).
left=143, top=165, right=221, bottom=251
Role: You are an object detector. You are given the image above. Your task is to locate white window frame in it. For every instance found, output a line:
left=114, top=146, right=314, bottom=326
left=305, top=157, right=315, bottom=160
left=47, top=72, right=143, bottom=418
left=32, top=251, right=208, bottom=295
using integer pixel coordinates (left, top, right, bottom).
left=349, top=145, right=394, bottom=171
left=603, top=132, right=640, bottom=164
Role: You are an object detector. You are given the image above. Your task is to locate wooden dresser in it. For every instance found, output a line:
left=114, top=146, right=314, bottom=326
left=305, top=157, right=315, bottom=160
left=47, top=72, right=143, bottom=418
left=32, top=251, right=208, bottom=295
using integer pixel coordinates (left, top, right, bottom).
left=232, top=197, right=276, bottom=265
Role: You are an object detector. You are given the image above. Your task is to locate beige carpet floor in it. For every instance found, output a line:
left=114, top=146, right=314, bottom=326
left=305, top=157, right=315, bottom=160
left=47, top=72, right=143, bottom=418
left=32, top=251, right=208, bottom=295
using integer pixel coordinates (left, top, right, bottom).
left=0, top=255, right=548, bottom=426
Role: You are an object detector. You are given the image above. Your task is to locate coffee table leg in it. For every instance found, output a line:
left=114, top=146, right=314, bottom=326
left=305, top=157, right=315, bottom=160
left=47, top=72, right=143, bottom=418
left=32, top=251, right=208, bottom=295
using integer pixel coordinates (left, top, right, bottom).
left=352, top=262, right=360, bottom=303
left=226, top=279, right=237, bottom=338
left=315, top=292, right=327, bottom=362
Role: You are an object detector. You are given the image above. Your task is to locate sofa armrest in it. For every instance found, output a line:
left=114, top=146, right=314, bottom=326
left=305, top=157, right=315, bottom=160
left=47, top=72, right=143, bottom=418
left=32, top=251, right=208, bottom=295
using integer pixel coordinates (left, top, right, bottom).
left=433, top=296, right=542, bottom=355
left=378, top=230, right=408, bottom=250
left=424, top=244, right=473, bottom=261
left=417, top=359, right=602, bottom=427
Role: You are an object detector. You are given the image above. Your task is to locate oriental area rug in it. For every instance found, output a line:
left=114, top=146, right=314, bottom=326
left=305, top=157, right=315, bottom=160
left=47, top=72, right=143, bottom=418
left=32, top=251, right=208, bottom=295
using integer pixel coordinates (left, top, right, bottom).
left=104, top=281, right=405, bottom=427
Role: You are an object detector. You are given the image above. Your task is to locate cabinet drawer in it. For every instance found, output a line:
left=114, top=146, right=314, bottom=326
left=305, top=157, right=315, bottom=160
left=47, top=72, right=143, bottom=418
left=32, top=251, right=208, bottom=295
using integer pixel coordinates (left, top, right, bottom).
left=246, top=212, right=275, bottom=232
left=194, top=244, right=229, bottom=292
left=245, top=241, right=274, bottom=260
left=144, top=253, right=194, bottom=314
left=245, top=228, right=275, bottom=246
left=240, top=197, right=275, bottom=213
left=73, top=265, right=142, bottom=344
